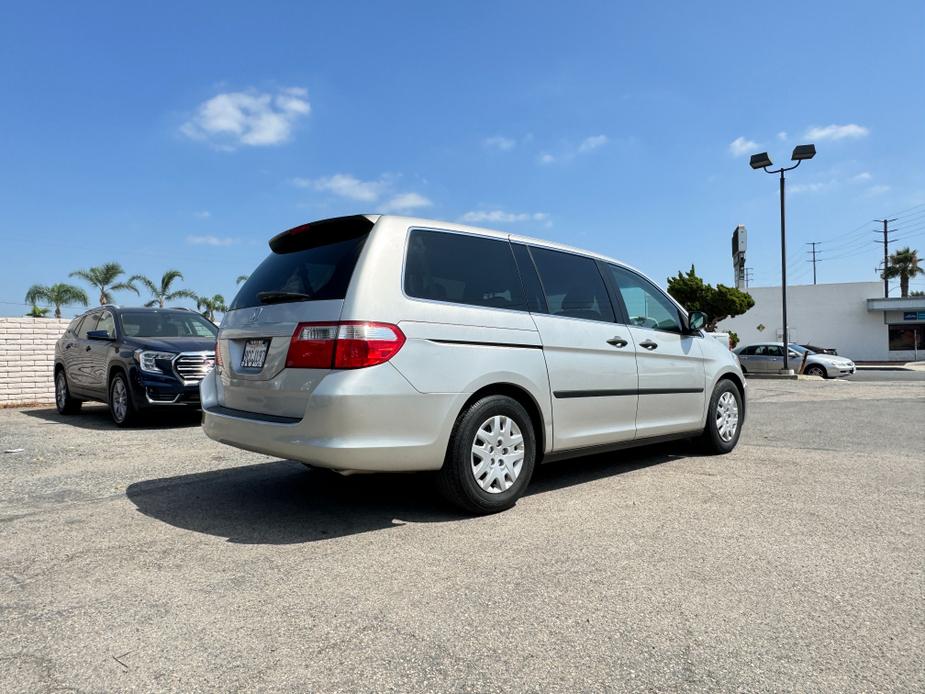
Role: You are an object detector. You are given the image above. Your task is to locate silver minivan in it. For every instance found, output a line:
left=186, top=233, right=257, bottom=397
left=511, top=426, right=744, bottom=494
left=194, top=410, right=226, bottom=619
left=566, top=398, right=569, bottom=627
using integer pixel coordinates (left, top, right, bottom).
left=202, top=215, right=746, bottom=513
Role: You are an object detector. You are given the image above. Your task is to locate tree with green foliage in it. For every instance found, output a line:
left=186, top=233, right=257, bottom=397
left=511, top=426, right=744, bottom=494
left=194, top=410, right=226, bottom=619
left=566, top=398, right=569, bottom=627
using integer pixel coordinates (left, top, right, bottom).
left=26, top=304, right=50, bottom=318
left=236, top=274, right=249, bottom=285
left=667, top=265, right=755, bottom=332
left=70, top=262, right=138, bottom=305
left=197, top=294, right=227, bottom=322
left=24, top=283, right=89, bottom=319
left=129, top=270, right=198, bottom=308
left=882, top=247, right=923, bottom=298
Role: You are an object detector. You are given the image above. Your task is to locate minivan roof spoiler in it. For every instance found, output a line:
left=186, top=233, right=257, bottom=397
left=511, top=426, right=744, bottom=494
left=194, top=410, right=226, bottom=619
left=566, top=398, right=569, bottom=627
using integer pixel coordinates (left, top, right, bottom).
left=269, top=215, right=378, bottom=254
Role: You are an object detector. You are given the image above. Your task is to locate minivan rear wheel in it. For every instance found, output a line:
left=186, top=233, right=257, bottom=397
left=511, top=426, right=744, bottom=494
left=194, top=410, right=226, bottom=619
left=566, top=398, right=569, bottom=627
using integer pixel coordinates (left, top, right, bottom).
left=438, top=395, right=536, bottom=515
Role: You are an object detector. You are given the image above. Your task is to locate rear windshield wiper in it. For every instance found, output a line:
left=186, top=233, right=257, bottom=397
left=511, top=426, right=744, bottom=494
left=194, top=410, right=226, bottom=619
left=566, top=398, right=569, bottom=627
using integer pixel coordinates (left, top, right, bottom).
left=256, top=291, right=313, bottom=305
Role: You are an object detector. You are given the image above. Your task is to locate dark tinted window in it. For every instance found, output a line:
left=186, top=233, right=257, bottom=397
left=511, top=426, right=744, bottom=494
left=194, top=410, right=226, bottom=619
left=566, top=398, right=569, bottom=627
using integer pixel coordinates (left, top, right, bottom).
left=231, top=231, right=369, bottom=310
left=740, top=345, right=757, bottom=355
left=511, top=243, right=547, bottom=313
left=120, top=312, right=218, bottom=338
left=607, top=265, right=682, bottom=332
left=76, top=314, right=98, bottom=338
left=529, top=247, right=614, bottom=322
left=96, top=311, right=116, bottom=338
left=405, top=230, right=526, bottom=310
left=889, top=324, right=924, bottom=350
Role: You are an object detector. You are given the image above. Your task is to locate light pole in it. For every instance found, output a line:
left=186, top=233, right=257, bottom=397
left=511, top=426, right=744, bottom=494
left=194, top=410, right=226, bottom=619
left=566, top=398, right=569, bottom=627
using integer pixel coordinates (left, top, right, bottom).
left=749, top=144, right=816, bottom=373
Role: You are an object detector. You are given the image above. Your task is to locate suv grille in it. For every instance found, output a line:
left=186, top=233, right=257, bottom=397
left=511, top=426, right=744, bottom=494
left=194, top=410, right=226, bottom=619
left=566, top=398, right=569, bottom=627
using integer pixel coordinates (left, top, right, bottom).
left=174, top=353, right=215, bottom=383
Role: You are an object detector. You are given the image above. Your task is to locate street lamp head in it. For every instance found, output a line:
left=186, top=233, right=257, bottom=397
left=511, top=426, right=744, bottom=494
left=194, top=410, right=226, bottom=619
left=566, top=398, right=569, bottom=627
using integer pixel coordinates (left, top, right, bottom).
left=749, top=152, right=773, bottom=169
left=791, top=143, right=816, bottom=161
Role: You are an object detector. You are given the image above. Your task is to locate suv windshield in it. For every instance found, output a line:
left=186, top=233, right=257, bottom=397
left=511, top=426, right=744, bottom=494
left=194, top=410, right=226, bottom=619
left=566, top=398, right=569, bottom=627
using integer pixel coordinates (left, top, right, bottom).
left=231, top=217, right=372, bottom=310
left=120, top=312, right=218, bottom=338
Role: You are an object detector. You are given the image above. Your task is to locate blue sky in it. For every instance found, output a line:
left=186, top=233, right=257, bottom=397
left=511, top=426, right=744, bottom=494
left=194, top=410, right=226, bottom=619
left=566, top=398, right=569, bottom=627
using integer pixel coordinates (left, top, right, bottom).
left=2, top=1, right=924, bottom=316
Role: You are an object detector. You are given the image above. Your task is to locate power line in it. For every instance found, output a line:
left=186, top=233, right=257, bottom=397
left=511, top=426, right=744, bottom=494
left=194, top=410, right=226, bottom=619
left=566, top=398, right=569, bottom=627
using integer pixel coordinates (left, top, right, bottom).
left=875, top=218, right=898, bottom=298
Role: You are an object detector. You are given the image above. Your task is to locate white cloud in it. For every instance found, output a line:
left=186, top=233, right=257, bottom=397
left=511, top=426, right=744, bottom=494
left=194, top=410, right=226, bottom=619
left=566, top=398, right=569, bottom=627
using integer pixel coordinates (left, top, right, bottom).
left=186, top=234, right=237, bottom=246
left=866, top=184, right=890, bottom=196
left=850, top=172, right=872, bottom=183
left=578, top=134, right=609, bottom=152
left=804, top=123, right=869, bottom=141
left=181, top=86, right=311, bottom=148
left=788, top=180, right=837, bottom=195
left=294, top=173, right=388, bottom=202
left=460, top=210, right=551, bottom=225
left=777, top=131, right=788, bottom=141
left=382, top=192, right=432, bottom=213
left=729, top=136, right=760, bottom=157
left=193, top=210, right=211, bottom=219
left=538, top=153, right=556, bottom=165
left=483, top=136, right=516, bottom=151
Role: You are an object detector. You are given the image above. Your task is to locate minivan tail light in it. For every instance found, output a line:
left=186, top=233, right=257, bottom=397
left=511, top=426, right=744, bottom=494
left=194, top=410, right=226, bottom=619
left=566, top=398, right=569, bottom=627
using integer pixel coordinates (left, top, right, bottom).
left=286, top=322, right=405, bottom=369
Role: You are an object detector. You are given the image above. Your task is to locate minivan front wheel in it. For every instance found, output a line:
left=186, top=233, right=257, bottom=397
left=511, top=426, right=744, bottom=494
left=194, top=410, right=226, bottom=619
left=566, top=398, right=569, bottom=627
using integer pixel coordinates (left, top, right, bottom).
left=699, top=380, right=742, bottom=454
left=438, top=395, right=536, bottom=514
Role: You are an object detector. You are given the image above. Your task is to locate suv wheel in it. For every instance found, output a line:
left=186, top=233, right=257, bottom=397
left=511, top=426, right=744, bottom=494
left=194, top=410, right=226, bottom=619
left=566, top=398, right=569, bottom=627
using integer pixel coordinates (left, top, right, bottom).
left=699, top=380, right=743, bottom=454
left=109, top=372, right=137, bottom=427
left=437, top=395, right=536, bottom=514
left=54, top=370, right=82, bottom=415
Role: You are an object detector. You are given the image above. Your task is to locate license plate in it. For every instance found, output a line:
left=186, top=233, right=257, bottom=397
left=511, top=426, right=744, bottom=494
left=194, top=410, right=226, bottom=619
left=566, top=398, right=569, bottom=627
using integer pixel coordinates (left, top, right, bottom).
left=240, top=339, right=270, bottom=369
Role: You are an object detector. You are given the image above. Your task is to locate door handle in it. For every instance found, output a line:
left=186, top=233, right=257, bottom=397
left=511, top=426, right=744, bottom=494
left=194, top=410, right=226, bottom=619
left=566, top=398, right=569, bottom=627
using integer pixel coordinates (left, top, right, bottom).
left=639, top=340, right=658, bottom=350
left=606, top=337, right=628, bottom=348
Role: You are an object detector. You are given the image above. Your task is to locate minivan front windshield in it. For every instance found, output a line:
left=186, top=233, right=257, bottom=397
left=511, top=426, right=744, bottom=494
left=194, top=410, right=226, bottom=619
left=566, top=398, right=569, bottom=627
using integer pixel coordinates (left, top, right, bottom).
left=120, top=312, right=218, bottom=338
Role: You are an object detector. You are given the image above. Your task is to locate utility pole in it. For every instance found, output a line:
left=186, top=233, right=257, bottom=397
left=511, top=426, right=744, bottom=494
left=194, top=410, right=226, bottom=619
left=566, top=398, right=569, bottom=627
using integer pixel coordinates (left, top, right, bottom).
left=744, top=267, right=754, bottom=288
left=806, top=242, right=820, bottom=285
left=874, top=218, right=897, bottom=298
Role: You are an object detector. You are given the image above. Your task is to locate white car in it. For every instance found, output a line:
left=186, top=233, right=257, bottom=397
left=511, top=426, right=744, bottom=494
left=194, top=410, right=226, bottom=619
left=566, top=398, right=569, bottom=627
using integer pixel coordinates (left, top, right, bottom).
left=735, top=343, right=855, bottom=378
left=202, top=214, right=746, bottom=514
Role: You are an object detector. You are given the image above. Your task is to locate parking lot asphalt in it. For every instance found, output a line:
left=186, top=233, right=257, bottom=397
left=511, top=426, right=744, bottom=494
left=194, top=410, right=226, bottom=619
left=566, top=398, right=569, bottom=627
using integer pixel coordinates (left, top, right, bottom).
left=1, top=379, right=923, bottom=693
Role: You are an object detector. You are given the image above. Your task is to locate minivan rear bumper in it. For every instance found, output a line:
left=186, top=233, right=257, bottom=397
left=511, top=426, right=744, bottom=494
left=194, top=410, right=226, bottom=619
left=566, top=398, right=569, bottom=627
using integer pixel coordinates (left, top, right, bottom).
left=200, top=363, right=461, bottom=472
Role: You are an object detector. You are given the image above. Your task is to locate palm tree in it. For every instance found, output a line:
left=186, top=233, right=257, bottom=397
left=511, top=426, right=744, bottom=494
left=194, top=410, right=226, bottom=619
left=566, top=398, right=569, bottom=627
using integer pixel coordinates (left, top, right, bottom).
left=236, top=274, right=249, bottom=285
left=883, top=247, right=924, bottom=297
left=197, top=294, right=227, bottom=322
left=26, top=305, right=49, bottom=318
left=24, top=283, right=89, bottom=319
left=130, top=270, right=198, bottom=308
left=70, top=262, right=139, bottom=305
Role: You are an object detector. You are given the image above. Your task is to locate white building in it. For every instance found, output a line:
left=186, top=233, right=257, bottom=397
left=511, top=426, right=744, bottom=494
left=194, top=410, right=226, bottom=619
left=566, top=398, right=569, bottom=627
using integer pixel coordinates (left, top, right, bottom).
left=718, top=281, right=925, bottom=362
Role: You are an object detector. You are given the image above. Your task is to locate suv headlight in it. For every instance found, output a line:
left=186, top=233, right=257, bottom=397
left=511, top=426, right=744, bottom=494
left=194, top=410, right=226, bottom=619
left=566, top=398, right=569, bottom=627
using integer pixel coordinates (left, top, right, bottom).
left=134, top=349, right=177, bottom=374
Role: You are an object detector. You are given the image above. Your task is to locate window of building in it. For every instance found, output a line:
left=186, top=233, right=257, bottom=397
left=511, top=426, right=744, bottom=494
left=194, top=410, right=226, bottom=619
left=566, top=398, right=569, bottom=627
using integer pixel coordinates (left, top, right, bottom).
left=888, top=324, right=925, bottom=351
left=529, top=247, right=615, bottom=322
left=404, top=229, right=526, bottom=310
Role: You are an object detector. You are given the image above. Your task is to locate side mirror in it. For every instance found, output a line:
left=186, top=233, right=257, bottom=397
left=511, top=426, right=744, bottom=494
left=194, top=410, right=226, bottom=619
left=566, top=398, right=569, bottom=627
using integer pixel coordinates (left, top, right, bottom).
left=788, top=351, right=800, bottom=359
left=87, top=330, right=113, bottom=341
left=688, top=311, right=707, bottom=332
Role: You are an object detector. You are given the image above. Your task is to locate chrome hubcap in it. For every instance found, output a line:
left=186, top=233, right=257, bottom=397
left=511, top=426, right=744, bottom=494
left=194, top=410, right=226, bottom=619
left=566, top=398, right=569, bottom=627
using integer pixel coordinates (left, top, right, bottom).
left=55, top=373, right=66, bottom=409
left=471, top=415, right=525, bottom=494
left=715, top=391, right=739, bottom=442
left=111, top=379, right=127, bottom=422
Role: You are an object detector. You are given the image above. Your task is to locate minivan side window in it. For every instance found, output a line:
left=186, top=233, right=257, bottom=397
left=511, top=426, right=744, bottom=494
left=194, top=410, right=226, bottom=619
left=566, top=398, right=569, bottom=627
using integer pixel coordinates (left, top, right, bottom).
left=607, top=265, right=683, bottom=333
left=511, top=243, right=548, bottom=313
left=528, top=247, right=615, bottom=323
left=404, top=229, right=526, bottom=310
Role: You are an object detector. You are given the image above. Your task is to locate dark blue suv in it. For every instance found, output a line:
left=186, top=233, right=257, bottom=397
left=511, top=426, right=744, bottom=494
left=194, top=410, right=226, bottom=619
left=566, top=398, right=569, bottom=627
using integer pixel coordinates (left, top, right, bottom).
left=53, top=306, right=217, bottom=426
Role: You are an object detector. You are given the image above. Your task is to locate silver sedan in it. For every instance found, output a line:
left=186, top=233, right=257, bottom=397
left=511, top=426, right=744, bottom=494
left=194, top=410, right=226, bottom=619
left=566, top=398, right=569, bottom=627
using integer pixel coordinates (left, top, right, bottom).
left=735, top=343, right=856, bottom=378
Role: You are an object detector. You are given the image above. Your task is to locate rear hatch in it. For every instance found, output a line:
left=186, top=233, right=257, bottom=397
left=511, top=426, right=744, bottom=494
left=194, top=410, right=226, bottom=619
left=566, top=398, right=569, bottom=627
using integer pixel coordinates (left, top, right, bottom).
left=216, top=215, right=375, bottom=417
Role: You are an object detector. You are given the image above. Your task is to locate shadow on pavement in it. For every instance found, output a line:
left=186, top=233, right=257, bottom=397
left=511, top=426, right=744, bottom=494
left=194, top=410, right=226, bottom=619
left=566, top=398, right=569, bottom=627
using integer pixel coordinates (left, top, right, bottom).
left=126, top=441, right=691, bottom=545
left=22, top=405, right=202, bottom=431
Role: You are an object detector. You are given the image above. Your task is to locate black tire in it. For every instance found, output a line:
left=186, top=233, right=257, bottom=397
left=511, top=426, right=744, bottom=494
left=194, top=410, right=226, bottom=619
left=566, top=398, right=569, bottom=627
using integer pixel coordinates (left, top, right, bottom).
left=54, top=369, right=82, bottom=415
left=805, top=364, right=827, bottom=378
left=108, top=371, right=138, bottom=427
left=698, top=379, right=743, bottom=454
left=437, top=395, right=536, bottom=515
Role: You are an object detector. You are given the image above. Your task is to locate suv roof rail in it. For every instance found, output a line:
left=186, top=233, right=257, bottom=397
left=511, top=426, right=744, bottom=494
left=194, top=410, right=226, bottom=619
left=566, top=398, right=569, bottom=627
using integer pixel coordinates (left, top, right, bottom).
left=169, top=306, right=195, bottom=311
left=101, top=303, right=119, bottom=309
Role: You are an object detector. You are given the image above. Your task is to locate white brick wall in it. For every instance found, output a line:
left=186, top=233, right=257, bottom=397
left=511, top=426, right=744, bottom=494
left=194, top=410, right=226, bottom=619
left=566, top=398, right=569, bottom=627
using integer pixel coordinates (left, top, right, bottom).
left=0, top=317, right=70, bottom=405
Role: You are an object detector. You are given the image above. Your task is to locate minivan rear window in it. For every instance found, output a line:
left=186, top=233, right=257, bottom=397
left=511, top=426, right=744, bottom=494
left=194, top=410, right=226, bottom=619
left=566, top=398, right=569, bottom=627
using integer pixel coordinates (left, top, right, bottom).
left=231, top=219, right=371, bottom=310
left=404, top=229, right=526, bottom=310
